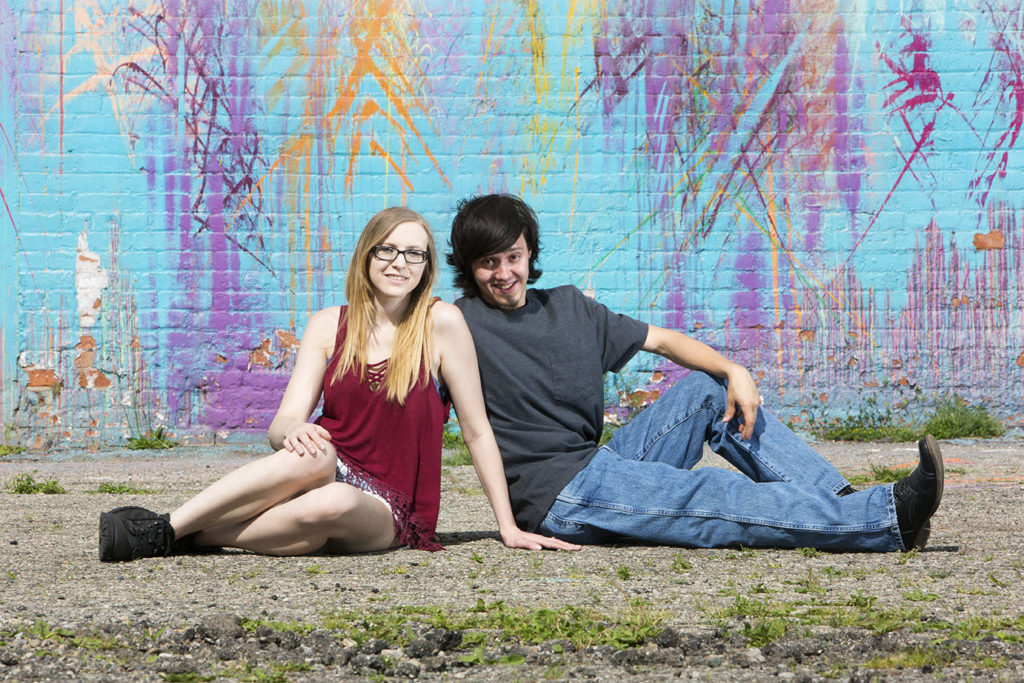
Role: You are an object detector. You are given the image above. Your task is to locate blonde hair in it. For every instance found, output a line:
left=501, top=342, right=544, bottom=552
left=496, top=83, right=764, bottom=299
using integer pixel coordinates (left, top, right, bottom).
left=331, top=207, right=436, bottom=404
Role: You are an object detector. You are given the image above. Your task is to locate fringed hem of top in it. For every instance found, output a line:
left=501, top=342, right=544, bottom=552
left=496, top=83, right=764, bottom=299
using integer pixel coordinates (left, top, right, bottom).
left=336, top=453, right=444, bottom=552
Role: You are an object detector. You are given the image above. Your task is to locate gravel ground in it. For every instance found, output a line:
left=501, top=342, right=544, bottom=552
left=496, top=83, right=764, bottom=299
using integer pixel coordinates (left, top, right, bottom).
left=1, top=438, right=1022, bottom=681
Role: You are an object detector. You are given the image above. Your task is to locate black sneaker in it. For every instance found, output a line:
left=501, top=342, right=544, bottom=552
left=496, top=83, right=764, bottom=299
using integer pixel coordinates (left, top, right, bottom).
left=893, top=435, right=944, bottom=551
left=98, top=506, right=176, bottom=562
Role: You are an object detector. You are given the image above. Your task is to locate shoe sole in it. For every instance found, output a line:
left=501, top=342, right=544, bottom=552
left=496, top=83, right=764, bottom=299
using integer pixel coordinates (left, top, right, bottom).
left=908, top=520, right=931, bottom=550
left=98, top=512, right=117, bottom=562
left=921, top=434, right=945, bottom=519
left=905, top=435, right=944, bottom=551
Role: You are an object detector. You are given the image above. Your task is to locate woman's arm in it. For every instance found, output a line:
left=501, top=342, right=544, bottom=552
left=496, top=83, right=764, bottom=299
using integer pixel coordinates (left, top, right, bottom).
left=267, top=307, right=337, bottom=453
left=432, top=302, right=579, bottom=551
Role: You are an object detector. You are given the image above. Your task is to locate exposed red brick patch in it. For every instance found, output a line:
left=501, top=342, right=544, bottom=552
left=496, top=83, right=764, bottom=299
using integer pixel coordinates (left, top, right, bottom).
left=249, top=339, right=273, bottom=367
left=26, top=368, right=61, bottom=391
left=130, top=336, right=141, bottom=349
left=973, top=229, right=1005, bottom=250
left=76, top=335, right=97, bottom=350
left=650, top=370, right=664, bottom=383
left=798, top=329, right=815, bottom=342
left=277, top=330, right=300, bottom=349
left=1017, top=352, right=1024, bottom=368
left=78, top=368, right=112, bottom=389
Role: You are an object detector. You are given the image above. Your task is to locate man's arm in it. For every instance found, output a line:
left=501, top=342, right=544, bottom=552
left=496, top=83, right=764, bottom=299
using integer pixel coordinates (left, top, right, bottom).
left=642, top=325, right=762, bottom=440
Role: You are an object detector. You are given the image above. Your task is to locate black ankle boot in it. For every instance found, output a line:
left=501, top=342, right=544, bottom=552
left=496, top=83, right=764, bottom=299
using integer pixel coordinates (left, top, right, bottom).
left=98, top=506, right=176, bottom=562
left=893, top=435, right=944, bottom=550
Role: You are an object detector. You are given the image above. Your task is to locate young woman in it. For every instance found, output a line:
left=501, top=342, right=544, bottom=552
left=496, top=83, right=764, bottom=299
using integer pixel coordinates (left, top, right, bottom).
left=99, top=207, right=577, bottom=561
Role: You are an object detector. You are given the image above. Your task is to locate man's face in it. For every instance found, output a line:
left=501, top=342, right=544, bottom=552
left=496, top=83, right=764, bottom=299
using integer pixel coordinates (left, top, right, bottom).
left=471, top=234, right=531, bottom=310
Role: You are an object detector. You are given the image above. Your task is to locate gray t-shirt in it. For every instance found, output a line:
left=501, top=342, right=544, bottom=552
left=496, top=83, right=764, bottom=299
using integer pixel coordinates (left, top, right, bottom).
left=456, top=285, right=648, bottom=531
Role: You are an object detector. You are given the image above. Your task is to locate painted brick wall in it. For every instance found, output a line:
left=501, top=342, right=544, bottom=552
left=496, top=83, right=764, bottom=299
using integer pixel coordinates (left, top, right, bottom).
left=2, top=0, right=1023, bottom=449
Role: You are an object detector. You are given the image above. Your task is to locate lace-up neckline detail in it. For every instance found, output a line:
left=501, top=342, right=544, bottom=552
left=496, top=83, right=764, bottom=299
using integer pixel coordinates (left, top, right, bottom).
left=366, top=358, right=388, bottom=392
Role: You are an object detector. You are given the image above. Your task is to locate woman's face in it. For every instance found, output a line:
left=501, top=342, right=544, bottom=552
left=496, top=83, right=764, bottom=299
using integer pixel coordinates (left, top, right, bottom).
left=367, top=221, right=431, bottom=304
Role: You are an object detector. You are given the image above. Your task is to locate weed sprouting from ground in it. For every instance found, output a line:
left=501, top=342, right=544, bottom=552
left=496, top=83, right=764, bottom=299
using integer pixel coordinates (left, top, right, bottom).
left=441, top=424, right=472, bottom=466
left=86, top=482, right=157, bottom=495
left=845, top=463, right=913, bottom=487
left=922, top=395, right=1005, bottom=439
left=126, top=427, right=178, bottom=450
left=9, top=472, right=67, bottom=494
left=811, top=398, right=921, bottom=442
left=865, top=645, right=958, bottom=670
left=808, top=394, right=1005, bottom=442
left=0, top=444, right=26, bottom=456
left=320, top=598, right=667, bottom=651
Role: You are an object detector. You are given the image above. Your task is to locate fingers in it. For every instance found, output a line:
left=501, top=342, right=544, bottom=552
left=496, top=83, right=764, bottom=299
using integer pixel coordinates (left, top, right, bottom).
left=505, top=532, right=582, bottom=552
left=736, top=399, right=755, bottom=439
left=283, top=424, right=330, bottom=456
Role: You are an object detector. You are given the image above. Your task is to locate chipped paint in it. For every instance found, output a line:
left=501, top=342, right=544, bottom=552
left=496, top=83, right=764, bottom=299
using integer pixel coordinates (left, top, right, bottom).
left=74, top=231, right=108, bottom=329
left=973, top=229, right=1006, bottom=250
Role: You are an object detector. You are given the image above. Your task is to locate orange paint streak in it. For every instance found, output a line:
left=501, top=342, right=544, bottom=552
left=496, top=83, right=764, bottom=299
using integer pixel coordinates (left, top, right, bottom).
left=370, top=138, right=413, bottom=191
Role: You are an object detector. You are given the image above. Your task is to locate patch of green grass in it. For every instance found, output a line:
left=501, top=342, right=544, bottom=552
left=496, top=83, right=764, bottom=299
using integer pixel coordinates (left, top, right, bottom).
left=901, top=588, right=939, bottom=602
left=0, top=444, right=26, bottom=456
left=127, top=426, right=178, bottom=450
left=615, top=565, right=632, bottom=580
left=866, top=645, right=957, bottom=670
left=845, top=463, right=913, bottom=487
left=813, top=398, right=921, bottom=442
left=9, top=472, right=67, bottom=494
left=923, top=395, right=1005, bottom=439
left=742, top=617, right=789, bottom=647
left=321, top=598, right=667, bottom=651
left=670, top=554, right=692, bottom=572
left=86, top=482, right=157, bottom=495
left=936, top=614, right=1024, bottom=642
left=441, top=424, right=472, bottom=466
left=811, top=394, right=1005, bottom=442
left=705, top=593, right=935, bottom=646
left=240, top=617, right=316, bottom=636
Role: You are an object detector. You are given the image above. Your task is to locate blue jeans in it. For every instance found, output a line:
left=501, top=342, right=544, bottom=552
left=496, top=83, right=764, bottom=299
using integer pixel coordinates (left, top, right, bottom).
left=539, top=372, right=904, bottom=551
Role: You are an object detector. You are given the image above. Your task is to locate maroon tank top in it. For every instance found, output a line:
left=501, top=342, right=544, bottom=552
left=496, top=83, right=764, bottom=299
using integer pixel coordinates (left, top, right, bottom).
left=315, top=307, right=449, bottom=550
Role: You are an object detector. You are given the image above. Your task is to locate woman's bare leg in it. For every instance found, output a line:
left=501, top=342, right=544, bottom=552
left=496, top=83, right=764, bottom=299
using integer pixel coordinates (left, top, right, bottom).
left=168, top=446, right=338, bottom=539
left=196, top=482, right=397, bottom=555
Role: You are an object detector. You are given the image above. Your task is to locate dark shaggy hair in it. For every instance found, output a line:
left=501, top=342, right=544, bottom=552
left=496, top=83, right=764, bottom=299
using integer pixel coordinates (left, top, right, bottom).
left=446, top=194, right=543, bottom=298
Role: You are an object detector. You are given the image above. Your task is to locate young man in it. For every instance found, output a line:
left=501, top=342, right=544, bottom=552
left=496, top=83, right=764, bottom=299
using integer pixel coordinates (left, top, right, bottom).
left=447, top=194, right=943, bottom=552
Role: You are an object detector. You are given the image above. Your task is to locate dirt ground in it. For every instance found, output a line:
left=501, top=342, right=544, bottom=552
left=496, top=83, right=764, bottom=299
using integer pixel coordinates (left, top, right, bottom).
left=1, top=437, right=1022, bottom=681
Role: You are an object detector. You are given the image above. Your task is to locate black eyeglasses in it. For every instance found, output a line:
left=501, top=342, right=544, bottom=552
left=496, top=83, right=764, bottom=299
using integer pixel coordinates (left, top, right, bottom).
left=370, top=245, right=430, bottom=265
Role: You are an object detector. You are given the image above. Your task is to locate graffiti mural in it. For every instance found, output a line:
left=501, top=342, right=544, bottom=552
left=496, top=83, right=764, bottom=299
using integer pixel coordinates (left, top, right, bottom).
left=1, top=0, right=1022, bottom=448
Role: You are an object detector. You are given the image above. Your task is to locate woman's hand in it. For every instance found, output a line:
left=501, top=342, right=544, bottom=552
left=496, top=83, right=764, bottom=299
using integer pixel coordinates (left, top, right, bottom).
left=721, top=364, right=762, bottom=440
left=500, top=527, right=582, bottom=552
left=282, top=423, right=332, bottom=456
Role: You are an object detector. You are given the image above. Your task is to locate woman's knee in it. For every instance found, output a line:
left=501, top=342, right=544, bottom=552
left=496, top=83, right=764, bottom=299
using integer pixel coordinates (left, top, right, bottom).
left=293, top=483, right=363, bottom=526
left=269, top=443, right=338, bottom=484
